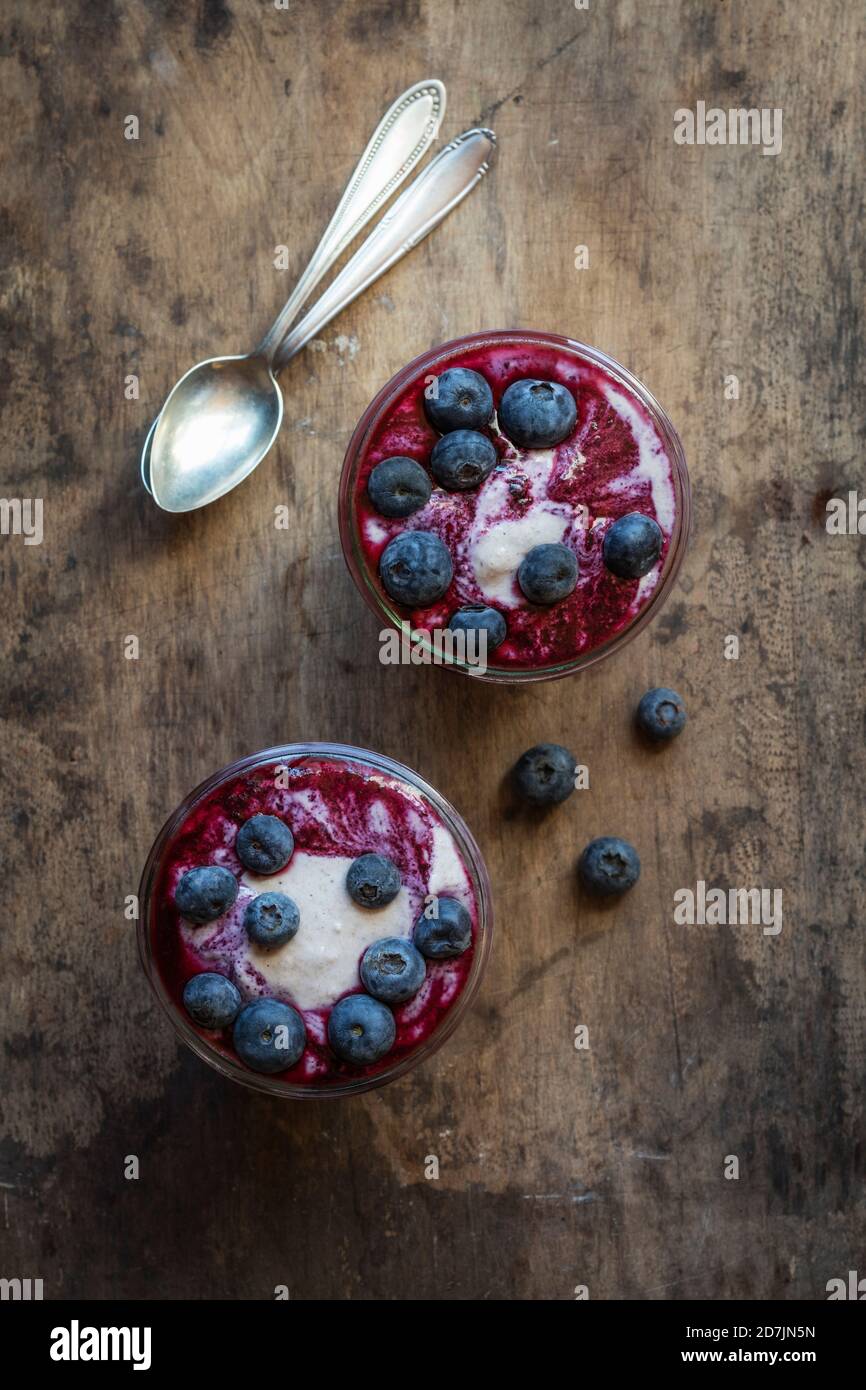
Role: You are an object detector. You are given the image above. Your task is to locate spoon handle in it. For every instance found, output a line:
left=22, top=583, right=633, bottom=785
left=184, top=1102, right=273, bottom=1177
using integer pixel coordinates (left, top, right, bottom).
left=271, top=128, right=496, bottom=373
left=256, top=80, right=445, bottom=364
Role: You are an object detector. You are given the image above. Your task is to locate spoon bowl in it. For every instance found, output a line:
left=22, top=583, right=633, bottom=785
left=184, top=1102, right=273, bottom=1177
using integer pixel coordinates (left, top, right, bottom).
left=139, top=415, right=157, bottom=495
left=149, top=354, right=281, bottom=512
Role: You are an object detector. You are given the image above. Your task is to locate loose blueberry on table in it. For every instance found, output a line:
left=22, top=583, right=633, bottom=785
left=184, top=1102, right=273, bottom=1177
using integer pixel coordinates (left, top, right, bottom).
left=151, top=755, right=478, bottom=1088
left=578, top=837, right=641, bottom=896
left=636, top=687, right=687, bottom=741
left=354, top=336, right=679, bottom=672
left=512, top=743, right=577, bottom=807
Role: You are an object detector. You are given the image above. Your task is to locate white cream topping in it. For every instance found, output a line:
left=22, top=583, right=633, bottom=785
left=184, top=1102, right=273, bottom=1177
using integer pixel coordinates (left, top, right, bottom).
left=466, top=460, right=574, bottom=605
left=635, top=568, right=661, bottom=603
left=365, top=518, right=388, bottom=545
left=427, top=824, right=468, bottom=899
left=602, top=384, right=676, bottom=531
left=237, top=852, right=412, bottom=1010
left=470, top=507, right=569, bottom=605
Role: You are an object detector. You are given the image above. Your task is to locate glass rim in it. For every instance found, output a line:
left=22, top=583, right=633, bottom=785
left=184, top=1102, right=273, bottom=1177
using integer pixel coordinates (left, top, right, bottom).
left=339, top=328, right=691, bottom=683
left=137, top=742, right=493, bottom=1100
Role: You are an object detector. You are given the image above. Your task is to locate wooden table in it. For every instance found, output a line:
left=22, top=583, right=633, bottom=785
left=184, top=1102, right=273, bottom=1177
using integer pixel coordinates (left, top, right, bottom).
left=1, top=0, right=862, bottom=1299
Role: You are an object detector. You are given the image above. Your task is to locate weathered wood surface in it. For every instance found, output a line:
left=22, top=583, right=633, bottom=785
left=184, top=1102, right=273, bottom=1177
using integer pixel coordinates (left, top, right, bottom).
left=1, top=0, right=863, bottom=1299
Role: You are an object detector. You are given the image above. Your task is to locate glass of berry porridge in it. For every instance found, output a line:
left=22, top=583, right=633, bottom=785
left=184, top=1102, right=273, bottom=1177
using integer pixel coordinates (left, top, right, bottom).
left=138, top=744, right=492, bottom=1098
left=339, top=330, right=690, bottom=682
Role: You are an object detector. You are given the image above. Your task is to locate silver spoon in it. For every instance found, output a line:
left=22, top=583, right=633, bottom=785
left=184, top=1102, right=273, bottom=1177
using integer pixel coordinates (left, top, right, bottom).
left=147, top=127, right=495, bottom=512
left=140, top=79, right=445, bottom=501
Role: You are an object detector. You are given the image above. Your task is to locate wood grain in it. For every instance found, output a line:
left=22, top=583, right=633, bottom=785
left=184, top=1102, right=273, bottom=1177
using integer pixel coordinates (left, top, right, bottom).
left=0, top=0, right=863, bottom=1299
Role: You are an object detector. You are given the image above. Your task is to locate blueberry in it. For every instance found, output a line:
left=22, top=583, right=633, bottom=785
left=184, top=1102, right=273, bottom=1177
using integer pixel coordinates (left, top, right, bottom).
left=517, top=542, right=578, bottom=604
left=414, top=896, right=472, bottom=959
left=513, top=742, right=576, bottom=806
left=360, top=937, right=426, bottom=1004
left=602, top=513, right=663, bottom=579
left=235, top=814, right=294, bottom=875
left=244, top=891, right=300, bottom=949
left=174, top=865, right=238, bottom=924
left=379, top=530, right=453, bottom=606
left=182, top=973, right=242, bottom=1030
left=346, top=853, right=401, bottom=908
left=328, top=993, right=396, bottom=1066
left=424, top=366, right=494, bottom=433
left=367, top=456, right=432, bottom=518
left=447, top=604, right=507, bottom=651
left=430, top=430, right=497, bottom=491
left=636, top=686, right=687, bottom=742
left=233, top=997, right=306, bottom=1073
left=578, top=837, right=641, bottom=897
left=499, top=378, right=577, bottom=448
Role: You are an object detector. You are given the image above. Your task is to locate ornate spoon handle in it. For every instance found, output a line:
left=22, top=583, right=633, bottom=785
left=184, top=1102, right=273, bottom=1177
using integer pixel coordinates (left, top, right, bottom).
left=255, top=80, right=445, bottom=364
left=272, top=128, right=496, bottom=372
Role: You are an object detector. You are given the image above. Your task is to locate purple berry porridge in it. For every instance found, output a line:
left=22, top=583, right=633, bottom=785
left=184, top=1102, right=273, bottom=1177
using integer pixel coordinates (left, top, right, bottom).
left=140, top=746, right=490, bottom=1096
left=341, top=331, right=689, bottom=679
